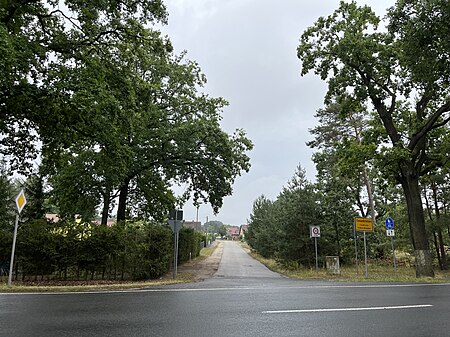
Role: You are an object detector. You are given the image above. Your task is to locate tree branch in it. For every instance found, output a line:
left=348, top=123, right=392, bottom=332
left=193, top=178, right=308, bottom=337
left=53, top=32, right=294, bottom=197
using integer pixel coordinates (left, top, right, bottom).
left=349, top=63, right=402, bottom=146
left=409, top=100, right=450, bottom=151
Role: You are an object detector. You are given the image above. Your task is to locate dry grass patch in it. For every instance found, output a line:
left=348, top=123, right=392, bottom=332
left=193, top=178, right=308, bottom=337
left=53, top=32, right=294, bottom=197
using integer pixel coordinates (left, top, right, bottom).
left=247, top=250, right=450, bottom=283
left=0, top=278, right=187, bottom=293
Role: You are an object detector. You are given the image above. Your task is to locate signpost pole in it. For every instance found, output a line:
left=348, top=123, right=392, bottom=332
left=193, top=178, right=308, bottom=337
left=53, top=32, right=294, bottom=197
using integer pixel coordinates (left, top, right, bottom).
left=385, top=218, right=396, bottom=274
left=8, top=214, right=19, bottom=287
left=173, top=211, right=178, bottom=280
left=310, top=226, right=320, bottom=272
left=392, top=237, right=397, bottom=273
left=168, top=209, right=183, bottom=280
left=354, top=218, right=373, bottom=277
left=354, top=222, right=359, bottom=275
left=9, top=190, right=26, bottom=287
left=364, top=231, right=368, bottom=278
left=314, top=237, right=318, bottom=272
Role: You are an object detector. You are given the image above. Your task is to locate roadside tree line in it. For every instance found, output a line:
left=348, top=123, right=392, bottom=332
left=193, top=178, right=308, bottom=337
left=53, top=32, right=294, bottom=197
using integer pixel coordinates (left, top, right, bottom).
left=0, top=171, right=207, bottom=281
left=249, top=0, right=450, bottom=277
left=247, top=164, right=450, bottom=271
left=0, top=0, right=252, bottom=224
left=0, top=1, right=252, bottom=280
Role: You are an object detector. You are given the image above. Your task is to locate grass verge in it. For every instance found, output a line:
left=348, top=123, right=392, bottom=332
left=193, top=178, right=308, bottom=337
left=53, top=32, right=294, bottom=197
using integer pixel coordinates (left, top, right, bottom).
left=0, top=278, right=187, bottom=293
left=244, top=245, right=450, bottom=283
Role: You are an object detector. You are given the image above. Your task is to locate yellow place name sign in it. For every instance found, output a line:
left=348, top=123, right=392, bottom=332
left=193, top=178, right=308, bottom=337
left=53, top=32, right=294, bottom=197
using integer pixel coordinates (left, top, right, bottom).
left=355, top=217, right=373, bottom=232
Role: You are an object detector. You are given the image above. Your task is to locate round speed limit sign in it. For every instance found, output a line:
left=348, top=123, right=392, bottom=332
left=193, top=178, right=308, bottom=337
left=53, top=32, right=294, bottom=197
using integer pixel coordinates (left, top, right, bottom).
left=310, top=226, right=321, bottom=238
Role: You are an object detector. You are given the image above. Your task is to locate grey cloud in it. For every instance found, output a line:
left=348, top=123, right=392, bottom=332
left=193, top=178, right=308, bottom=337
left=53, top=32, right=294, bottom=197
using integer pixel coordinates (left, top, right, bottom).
left=160, top=0, right=394, bottom=225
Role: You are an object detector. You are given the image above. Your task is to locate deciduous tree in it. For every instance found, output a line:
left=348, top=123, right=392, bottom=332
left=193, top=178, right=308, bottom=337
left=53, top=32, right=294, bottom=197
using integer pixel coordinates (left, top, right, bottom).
left=298, top=0, right=450, bottom=277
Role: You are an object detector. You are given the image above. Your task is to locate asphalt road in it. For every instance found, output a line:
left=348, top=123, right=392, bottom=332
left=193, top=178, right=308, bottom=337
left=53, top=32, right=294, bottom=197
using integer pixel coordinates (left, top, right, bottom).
left=2, top=241, right=450, bottom=337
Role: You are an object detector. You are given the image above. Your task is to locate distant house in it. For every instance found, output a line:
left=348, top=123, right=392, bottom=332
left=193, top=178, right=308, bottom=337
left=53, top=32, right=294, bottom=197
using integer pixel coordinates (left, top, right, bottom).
left=227, top=226, right=240, bottom=240
left=183, top=221, right=202, bottom=232
left=45, top=213, right=60, bottom=223
left=239, top=225, right=249, bottom=239
left=92, top=218, right=116, bottom=227
left=45, top=214, right=116, bottom=226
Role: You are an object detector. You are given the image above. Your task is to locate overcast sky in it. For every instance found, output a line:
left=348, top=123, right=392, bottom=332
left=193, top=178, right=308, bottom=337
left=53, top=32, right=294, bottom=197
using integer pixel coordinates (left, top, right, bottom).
left=159, top=0, right=394, bottom=226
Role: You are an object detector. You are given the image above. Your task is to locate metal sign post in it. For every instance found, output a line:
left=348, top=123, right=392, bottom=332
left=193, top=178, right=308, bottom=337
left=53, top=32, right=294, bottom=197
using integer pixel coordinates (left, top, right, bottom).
left=8, top=214, right=19, bottom=287
left=391, top=236, right=396, bottom=273
left=314, top=237, right=318, bottom=272
left=385, top=218, right=396, bottom=273
left=310, top=226, right=320, bottom=272
left=174, top=230, right=178, bottom=280
left=363, top=232, right=368, bottom=278
left=9, top=190, right=26, bottom=287
left=353, top=224, right=358, bottom=275
left=354, top=217, right=373, bottom=278
left=168, top=209, right=183, bottom=279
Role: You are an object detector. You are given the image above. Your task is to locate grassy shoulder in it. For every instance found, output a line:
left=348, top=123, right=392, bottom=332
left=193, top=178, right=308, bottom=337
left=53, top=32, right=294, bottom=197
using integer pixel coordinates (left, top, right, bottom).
left=0, top=279, right=187, bottom=293
left=243, top=243, right=450, bottom=283
left=199, top=244, right=217, bottom=259
left=0, top=243, right=219, bottom=293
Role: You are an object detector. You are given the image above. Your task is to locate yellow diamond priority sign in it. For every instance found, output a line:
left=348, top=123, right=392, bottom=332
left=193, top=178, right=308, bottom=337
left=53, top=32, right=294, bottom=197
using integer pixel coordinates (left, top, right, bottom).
left=15, top=190, right=26, bottom=214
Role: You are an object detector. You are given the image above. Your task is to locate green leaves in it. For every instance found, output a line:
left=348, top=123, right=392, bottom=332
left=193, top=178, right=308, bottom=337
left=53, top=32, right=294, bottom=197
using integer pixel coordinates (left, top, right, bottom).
left=388, top=0, right=450, bottom=88
left=1, top=0, right=253, bottom=222
left=298, top=0, right=450, bottom=276
left=0, top=0, right=169, bottom=171
left=298, top=0, right=450, bottom=189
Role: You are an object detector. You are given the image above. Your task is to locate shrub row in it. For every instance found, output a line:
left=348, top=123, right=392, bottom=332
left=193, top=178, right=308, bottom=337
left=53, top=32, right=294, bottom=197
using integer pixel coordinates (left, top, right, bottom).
left=1, top=219, right=205, bottom=281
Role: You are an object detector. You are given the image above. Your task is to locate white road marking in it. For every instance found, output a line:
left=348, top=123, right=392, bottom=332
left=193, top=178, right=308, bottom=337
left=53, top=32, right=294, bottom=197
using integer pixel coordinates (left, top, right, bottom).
left=262, top=304, right=433, bottom=314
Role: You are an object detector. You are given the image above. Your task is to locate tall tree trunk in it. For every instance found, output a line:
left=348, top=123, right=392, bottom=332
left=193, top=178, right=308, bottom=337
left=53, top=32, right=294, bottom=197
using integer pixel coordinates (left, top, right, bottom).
left=437, top=227, right=447, bottom=270
left=398, top=164, right=434, bottom=277
left=117, top=178, right=130, bottom=222
left=101, top=185, right=111, bottom=226
left=432, top=231, right=442, bottom=269
left=445, top=204, right=450, bottom=237
left=362, top=166, right=376, bottom=224
left=353, top=124, right=376, bottom=222
left=431, top=182, right=448, bottom=270
left=424, top=186, right=442, bottom=269
left=333, top=218, right=341, bottom=258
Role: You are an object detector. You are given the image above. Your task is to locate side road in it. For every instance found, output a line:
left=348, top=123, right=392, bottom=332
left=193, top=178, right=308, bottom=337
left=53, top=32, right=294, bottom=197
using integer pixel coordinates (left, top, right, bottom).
left=167, top=241, right=224, bottom=281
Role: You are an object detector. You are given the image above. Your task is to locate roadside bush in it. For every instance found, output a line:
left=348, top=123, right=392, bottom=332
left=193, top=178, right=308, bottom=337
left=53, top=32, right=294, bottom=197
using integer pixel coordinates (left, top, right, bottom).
left=178, top=228, right=204, bottom=264
left=5, top=220, right=180, bottom=282
left=0, top=226, right=12, bottom=269
left=52, top=221, right=84, bottom=280
left=77, top=224, right=113, bottom=280
left=16, top=219, right=57, bottom=279
left=131, top=223, right=172, bottom=280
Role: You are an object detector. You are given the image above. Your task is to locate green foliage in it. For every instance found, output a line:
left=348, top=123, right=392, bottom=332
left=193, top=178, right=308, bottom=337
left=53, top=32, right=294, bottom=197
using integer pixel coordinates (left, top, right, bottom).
left=0, top=170, right=14, bottom=230
left=298, top=0, right=450, bottom=277
left=3, top=219, right=180, bottom=281
left=0, top=170, right=14, bottom=266
left=21, top=173, right=47, bottom=221
left=248, top=166, right=345, bottom=267
left=17, top=219, right=57, bottom=278
left=178, top=228, right=204, bottom=264
left=1, top=0, right=253, bottom=224
left=276, top=167, right=319, bottom=266
left=126, top=223, right=173, bottom=280
left=388, top=0, right=450, bottom=88
left=216, top=225, right=227, bottom=237
left=247, top=196, right=280, bottom=258
left=49, top=151, right=103, bottom=221
left=0, top=0, right=166, bottom=172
